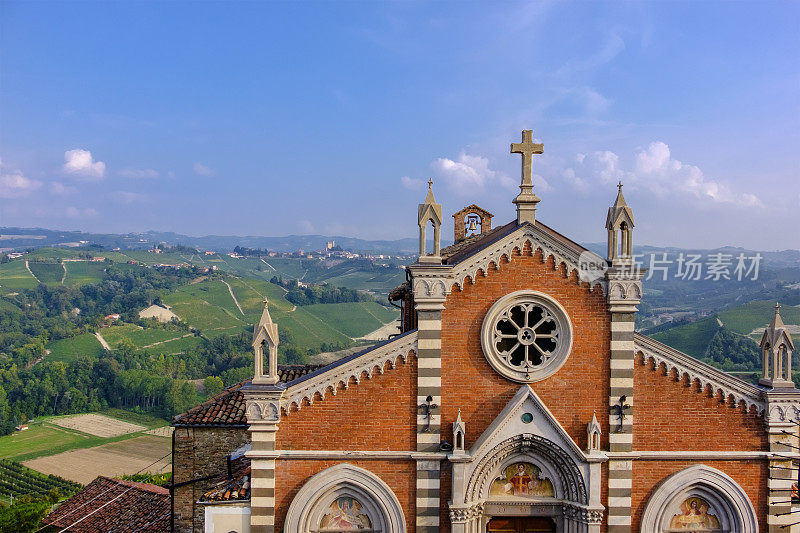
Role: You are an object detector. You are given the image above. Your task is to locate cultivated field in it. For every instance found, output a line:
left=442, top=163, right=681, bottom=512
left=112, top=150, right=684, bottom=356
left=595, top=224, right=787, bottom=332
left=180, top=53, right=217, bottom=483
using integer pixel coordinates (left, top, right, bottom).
left=23, top=435, right=171, bottom=484
left=46, top=333, right=106, bottom=362
left=52, top=414, right=146, bottom=438
left=0, top=260, right=38, bottom=290
left=27, top=262, right=64, bottom=284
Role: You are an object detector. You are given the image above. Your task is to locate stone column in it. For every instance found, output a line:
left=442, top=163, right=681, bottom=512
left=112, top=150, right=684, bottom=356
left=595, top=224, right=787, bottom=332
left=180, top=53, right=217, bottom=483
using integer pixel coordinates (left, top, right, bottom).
left=605, top=266, right=643, bottom=533
left=765, top=393, right=800, bottom=532
left=410, top=263, right=453, bottom=533
left=244, top=383, right=284, bottom=533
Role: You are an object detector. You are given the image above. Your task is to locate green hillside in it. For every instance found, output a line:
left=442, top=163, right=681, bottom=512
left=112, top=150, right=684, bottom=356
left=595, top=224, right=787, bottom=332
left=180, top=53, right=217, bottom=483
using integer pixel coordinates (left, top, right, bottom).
left=62, top=261, right=110, bottom=285
left=47, top=334, right=106, bottom=362
left=649, top=316, right=720, bottom=359
left=718, top=300, right=800, bottom=336
left=0, top=261, right=38, bottom=291
left=27, top=263, right=64, bottom=285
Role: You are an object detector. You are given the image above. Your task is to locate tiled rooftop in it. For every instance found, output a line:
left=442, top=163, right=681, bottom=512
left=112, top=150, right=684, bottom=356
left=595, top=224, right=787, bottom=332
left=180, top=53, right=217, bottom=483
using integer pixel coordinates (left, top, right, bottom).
left=173, top=365, right=321, bottom=427
left=43, top=476, right=170, bottom=532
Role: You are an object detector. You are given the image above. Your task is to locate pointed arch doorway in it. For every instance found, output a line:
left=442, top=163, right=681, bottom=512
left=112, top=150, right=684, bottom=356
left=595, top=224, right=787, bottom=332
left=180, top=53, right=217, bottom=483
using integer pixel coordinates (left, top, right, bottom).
left=487, top=517, right=557, bottom=532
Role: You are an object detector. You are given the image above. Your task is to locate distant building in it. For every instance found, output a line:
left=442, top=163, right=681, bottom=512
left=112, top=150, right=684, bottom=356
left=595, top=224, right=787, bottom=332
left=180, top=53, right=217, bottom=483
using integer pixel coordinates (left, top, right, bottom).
left=104, top=314, right=120, bottom=322
left=15, top=424, right=28, bottom=431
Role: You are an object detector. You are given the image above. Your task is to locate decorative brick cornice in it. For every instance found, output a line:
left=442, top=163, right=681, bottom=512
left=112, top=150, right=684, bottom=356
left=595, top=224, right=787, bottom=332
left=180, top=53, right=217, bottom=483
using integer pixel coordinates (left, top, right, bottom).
left=449, top=225, right=606, bottom=293
left=280, top=332, right=417, bottom=414
left=634, top=333, right=765, bottom=414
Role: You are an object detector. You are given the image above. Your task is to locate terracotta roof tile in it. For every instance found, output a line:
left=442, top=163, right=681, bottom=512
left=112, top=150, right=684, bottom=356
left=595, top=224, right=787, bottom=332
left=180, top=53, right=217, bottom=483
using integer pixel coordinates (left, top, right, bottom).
left=43, top=476, right=169, bottom=532
left=172, top=365, right=321, bottom=427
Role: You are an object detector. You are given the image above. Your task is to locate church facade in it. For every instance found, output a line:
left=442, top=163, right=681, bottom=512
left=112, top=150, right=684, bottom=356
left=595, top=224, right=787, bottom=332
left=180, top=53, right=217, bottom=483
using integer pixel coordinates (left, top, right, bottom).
left=173, top=130, right=799, bottom=533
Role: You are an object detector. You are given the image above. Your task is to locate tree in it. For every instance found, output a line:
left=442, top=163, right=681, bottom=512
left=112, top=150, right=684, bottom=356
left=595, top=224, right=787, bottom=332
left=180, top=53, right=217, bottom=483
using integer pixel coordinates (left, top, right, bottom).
left=203, top=376, right=224, bottom=396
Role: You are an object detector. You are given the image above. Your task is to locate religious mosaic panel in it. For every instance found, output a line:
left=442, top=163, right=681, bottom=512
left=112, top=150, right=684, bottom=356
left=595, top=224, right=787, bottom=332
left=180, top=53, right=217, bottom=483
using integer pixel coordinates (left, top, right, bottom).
left=667, top=496, right=721, bottom=532
left=489, top=462, right=555, bottom=498
left=319, top=496, right=373, bottom=531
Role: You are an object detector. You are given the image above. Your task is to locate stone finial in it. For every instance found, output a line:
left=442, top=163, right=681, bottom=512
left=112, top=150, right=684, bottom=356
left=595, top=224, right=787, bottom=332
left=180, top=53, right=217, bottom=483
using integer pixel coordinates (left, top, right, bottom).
left=606, top=181, right=635, bottom=263
left=586, top=411, right=601, bottom=453
left=510, top=130, right=543, bottom=225
left=252, top=298, right=279, bottom=385
left=418, top=179, right=443, bottom=263
left=760, top=302, right=795, bottom=389
left=453, top=409, right=466, bottom=454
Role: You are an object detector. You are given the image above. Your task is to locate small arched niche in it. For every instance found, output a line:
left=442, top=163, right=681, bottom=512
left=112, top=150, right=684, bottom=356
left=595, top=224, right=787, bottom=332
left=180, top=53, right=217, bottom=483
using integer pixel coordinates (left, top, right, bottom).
left=640, top=465, right=758, bottom=533
left=284, top=463, right=406, bottom=533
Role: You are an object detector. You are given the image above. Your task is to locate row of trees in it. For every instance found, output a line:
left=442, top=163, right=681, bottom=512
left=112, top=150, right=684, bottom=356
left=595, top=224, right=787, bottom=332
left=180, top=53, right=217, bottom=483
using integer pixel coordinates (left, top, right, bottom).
left=270, top=277, right=369, bottom=305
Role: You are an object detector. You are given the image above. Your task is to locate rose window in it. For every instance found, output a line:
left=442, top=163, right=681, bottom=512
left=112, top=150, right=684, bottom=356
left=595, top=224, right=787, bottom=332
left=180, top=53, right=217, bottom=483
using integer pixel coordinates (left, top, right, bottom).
left=481, top=291, right=573, bottom=382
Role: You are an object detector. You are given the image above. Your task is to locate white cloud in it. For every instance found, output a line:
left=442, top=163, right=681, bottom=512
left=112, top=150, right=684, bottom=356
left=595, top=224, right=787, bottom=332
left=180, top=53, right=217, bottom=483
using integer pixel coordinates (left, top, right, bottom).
left=632, top=142, right=762, bottom=207
left=119, top=168, right=159, bottom=179
left=0, top=158, right=42, bottom=198
left=50, top=182, right=77, bottom=196
left=193, top=163, right=215, bottom=177
left=400, top=176, right=425, bottom=190
left=66, top=206, right=99, bottom=218
left=559, top=141, right=762, bottom=207
left=110, top=191, right=146, bottom=204
left=63, top=149, right=106, bottom=179
left=532, top=173, right=551, bottom=192
left=431, top=152, right=515, bottom=194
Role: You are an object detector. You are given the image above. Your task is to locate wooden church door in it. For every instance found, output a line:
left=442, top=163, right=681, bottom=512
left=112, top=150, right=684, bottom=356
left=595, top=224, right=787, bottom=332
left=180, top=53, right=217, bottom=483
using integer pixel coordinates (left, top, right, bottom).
left=487, top=516, right=557, bottom=532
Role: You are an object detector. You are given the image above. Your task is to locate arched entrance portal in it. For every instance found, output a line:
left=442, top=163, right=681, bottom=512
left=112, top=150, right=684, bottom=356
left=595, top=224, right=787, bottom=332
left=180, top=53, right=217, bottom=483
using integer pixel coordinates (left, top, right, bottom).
left=488, top=517, right=557, bottom=532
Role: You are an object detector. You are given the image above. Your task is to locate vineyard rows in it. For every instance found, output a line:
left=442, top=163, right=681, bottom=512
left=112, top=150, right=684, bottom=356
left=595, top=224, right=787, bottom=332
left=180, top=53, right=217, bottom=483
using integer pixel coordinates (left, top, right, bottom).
left=0, top=459, right=81, bottom=500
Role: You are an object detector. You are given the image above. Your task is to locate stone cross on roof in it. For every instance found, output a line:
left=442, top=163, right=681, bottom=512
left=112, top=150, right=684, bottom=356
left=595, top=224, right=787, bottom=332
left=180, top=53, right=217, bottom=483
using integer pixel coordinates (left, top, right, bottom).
left=511, top=129, right=544, bottom=225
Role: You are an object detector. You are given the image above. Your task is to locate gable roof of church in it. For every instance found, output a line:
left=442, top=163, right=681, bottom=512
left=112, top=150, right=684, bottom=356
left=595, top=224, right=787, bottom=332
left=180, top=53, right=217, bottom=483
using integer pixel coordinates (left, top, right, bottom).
left=440, top=219, right=590, bottom=266
left=173, top=364, right=321, bottom=427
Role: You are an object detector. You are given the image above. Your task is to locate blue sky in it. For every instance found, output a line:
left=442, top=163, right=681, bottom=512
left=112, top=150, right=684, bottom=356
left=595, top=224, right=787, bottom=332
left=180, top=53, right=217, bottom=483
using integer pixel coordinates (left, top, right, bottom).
left=1, top=1, right=798, bottom=249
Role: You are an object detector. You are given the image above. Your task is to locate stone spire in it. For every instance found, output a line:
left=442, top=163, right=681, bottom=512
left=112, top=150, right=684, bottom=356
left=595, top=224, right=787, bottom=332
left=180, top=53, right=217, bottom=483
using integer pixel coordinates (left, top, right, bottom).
left=418, top=179, right=443, bottom=263
left=510, top=130, right=543, bottom=225
left=606, top=181, right=635, bottom=263
left=759, top=303, right=795, bottom=389
left=252, top=298, right=279, bottom=384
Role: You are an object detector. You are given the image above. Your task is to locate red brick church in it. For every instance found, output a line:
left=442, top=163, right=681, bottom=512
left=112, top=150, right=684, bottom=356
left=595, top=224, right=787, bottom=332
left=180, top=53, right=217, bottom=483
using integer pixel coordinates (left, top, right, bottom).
left=172, top=131, right=798, bottom=532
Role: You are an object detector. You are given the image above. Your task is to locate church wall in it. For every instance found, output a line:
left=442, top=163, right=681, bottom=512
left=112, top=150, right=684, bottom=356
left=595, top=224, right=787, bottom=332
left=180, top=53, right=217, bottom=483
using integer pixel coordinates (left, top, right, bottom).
left=632, top=359, right=767, bottom=451
left=441, top=246, right=611, bottom=450
left=440, top=246, right=611, bottom=532
left=274, top=459, right=416, bottom=531
left=173, top=426, right=250, bottom=533
left=276, top=353, right=417, bottom=450
left=630, top=460, right=768, bottom=531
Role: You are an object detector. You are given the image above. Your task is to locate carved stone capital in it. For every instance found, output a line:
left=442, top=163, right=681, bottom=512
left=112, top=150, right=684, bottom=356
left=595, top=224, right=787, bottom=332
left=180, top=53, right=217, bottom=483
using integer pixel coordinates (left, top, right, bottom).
left=409, top=264, right=453, bottom=309
left=764, top=390, right=800, bottom=425
left=243, top=383, right=284, bottom=426
left=605, top=267, right=643, bottom=312
left=449, top=503, right=484, bottom=523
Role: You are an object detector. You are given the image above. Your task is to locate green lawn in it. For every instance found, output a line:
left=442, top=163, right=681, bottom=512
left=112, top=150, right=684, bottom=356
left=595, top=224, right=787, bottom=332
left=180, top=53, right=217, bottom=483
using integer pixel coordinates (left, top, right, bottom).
left=0, top=410, right=169, bottom=462
left=650, top=316, right=720, bottom=359
left=0, top=424, right=89, bottom=461
left=0, top=261, right=38, bottom=290
left=27, top=262, right=65, bottom=284
left=47, top=333, right=106, bottom=362
left=719, top=300, right=800, bottom=335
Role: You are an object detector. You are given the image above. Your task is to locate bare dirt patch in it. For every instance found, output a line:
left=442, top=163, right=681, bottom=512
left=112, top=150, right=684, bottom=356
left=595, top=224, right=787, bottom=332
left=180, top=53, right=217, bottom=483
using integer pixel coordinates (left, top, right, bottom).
left=53, top=413, right=145, bottom=438
left=23, top=435, right=171, bottom=484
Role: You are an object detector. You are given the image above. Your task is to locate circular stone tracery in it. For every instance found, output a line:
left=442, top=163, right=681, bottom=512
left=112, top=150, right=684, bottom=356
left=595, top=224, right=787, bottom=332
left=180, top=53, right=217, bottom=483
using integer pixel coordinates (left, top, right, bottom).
left=481, top=291, right=573, bottom=383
